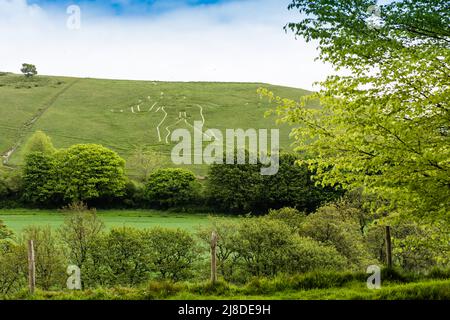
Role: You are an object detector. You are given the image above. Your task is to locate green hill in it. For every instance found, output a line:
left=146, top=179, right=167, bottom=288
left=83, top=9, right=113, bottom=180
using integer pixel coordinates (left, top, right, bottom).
left=0, top=73, right=315, bottom=175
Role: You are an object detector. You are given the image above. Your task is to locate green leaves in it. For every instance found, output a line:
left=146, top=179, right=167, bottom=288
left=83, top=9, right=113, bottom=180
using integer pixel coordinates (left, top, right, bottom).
left=270, top=0, right=450, bottom=219
left=144, top=168, right=201, bottom=208
left=22, top=144, right=127, bottom=205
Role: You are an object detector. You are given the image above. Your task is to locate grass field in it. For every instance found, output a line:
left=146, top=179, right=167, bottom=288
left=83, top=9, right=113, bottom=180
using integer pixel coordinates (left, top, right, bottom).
left=0, top=73, right=316, bottom=175
left=10, top=277, right=450, bottom=300
left=0, top=209, right=215, bottom=234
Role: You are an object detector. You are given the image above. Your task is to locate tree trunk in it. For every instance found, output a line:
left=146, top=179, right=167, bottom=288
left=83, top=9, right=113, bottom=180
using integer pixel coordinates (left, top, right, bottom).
left=27, top=240, right=36, bottom=294
left=385, top=226, right=393, bottom=268
left=211, top=231, right=218, bottom=284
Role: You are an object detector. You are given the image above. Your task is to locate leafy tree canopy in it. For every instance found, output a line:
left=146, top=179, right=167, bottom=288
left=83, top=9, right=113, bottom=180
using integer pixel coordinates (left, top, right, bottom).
left=262, top=0, right=449, bottom=219
left=20, top=63, right=37, bottom=78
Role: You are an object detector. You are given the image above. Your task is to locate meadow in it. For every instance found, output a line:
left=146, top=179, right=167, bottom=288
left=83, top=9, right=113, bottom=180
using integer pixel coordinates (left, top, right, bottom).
left=0, top=209, right=214, bottom=234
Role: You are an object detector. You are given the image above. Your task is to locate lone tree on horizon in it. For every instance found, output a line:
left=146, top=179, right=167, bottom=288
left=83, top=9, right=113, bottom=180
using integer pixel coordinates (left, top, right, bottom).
left=20, top=63, right=37, bottom=78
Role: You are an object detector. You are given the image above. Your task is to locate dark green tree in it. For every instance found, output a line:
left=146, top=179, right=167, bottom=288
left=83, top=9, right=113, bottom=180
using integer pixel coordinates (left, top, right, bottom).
left=20, top=63, right=37, bottom=78
left=144, top=168, right=200, bottom=208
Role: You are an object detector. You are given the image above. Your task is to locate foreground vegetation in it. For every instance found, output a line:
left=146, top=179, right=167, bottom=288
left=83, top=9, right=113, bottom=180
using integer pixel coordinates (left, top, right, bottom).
left=6, top=271, right=450, bottom=300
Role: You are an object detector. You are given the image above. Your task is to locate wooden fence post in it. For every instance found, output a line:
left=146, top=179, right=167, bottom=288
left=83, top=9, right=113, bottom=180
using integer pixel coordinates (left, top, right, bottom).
left=211, top=231, right=218, bottom=284
left=27, top=239, right=36, bottom=294
left=385, top=226, right=392, bottom=268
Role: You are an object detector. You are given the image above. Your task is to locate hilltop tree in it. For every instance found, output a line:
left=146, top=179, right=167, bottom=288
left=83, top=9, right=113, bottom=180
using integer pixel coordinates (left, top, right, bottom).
left=20, top=63, right=37, bottom=78
left=263, top=0, right=450, bottom=219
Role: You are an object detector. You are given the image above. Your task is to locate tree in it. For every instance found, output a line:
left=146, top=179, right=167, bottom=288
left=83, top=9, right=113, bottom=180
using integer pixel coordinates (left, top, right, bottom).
left=126, top=147, right=167, bottom=183
left=21, top=225, right=66, bottom=290
left=22, top=152, right=58, bottom=206
left=207, top=153, right=341, bottom=213
left=262, top=0, right=450, bottom=219
left=262, top=153, right=342, bottom=212
left=23, top=131, right=56, bottom=155
left=57, top=144, right=127, bottom=202
left=58, top=207, right=104, bottom=273
left=99, top=227, right=152, bottom=286
left=20, top=63, right=37, bottom=78
left=144, top=168, right=201, bottom=208
left=207, top=154, right=263, bottom=212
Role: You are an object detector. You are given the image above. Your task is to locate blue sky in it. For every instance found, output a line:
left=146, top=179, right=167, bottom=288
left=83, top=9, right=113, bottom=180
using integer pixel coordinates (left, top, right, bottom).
left=27, top=0, right=246, bottom=16
left=0, top=0, right=332, bottom=89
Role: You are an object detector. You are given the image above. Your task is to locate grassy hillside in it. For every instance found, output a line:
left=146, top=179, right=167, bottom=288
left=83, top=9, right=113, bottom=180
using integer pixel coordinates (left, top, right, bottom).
left=0, top=73, right=315, bottom=175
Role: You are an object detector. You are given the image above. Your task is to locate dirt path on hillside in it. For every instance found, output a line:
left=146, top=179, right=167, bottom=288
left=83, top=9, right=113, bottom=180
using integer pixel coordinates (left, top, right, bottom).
left=2, top=79, right=80, bottom=166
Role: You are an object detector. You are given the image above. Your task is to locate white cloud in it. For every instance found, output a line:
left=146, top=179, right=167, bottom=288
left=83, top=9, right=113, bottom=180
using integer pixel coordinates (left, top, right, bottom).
left=0, top=0, right=333, bottom=90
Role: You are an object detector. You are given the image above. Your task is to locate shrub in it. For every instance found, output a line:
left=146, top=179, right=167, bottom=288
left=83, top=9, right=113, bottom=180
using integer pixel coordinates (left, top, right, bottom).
left=200, top=216, right=347, bottom=282
left=299, top=204, right=374, bottom=269
left=196, top=217, right=241, bottom=281
left=21, top=226, right=67, bottom=290
left=365, top=220, right=450, bottom=272
left=0, top=219, right=13, bottom=240
left=97, top=227, right=152, bottom=286
left=266, top=207, right=306, bottom=233
left=0, top=241, right=27, bottom=296
left=144, top=168, right=200, bottom=208
left=287, top=237, right=347, bottom=273
left=232, top=218, right=295, bottom=277
left=142, top=227, right=200, bottom=281
left=58, top=206, right=104, bottom=287
left=0, top=168, right=22, bottom=207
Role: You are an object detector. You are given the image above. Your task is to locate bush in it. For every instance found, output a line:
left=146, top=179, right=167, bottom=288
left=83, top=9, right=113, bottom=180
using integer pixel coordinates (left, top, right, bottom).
left=299, top=204, right=374, bottom=269
left=0, top=219, right=13, bottom=240
left=266, top=207, right=306, bottom=233
left=365, top=220, right=450, bottom=272
left=58, top=206, right=104, bottom=288
left=21, top=226, right=67, bottom=290
left=95, top=227, right=152, bottom=287
left=287, top=237, right=347, bottom=273
left=0, top=241, right=27, bottom=296
left=0, top=168, right=22, bottom=207
left=144, top=168, right=201, bottom=208
left=199, top=216, right=347, bottom=282
left=142, top=227, right=199, bottom=281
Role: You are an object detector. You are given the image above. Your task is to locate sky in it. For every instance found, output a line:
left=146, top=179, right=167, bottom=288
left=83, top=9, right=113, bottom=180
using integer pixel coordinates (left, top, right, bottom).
left=0, top=0, right=335, bottom=90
